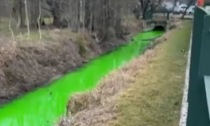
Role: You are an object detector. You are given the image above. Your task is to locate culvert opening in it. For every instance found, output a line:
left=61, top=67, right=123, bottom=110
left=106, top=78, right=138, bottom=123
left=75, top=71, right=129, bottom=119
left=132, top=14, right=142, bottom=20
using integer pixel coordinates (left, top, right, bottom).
left=153, top=26, right=165, bottom=31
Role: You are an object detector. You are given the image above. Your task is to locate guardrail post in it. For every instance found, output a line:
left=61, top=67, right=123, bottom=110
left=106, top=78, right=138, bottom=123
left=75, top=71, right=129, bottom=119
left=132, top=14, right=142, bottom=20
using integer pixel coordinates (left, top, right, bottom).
left=199, top=15, right=210, bottom=76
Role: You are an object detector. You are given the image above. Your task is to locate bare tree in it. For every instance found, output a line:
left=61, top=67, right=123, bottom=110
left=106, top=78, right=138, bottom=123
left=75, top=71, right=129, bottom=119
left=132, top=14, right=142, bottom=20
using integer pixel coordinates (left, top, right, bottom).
left=181, top=0, right=195, bottom=19
left=24, top=0, right=30, bottom=38
left=136, top=0, right=162, bottom=19
left=0, top=0, right=138, bottom=42
left=173, top=0, right=178, bottom=10
left=29, top=0, right=40, bottom=27
left=37, top=0, right=42, bottom=39
left=9, top=12, right=15, bottom=41
left=13, top=0, right=25, bottom=28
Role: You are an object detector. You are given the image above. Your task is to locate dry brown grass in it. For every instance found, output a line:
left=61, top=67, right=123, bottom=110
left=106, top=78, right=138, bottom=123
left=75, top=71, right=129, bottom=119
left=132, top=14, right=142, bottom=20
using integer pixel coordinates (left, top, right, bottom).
left=0, top=23, right=142, bottom=102
left=59, top=20, right=192, bottom=126
left=0, top=39, right=82, bottom=98
left=0, top=15, right=142, bottom=103
left=59, top=29, right=169, bottom=126
left=122, top=16, right=144, bottom=35
left=0, top=30, right=101, bottom=103
left=0, top=18, right=100, bottom=102
left=112, top=21, right=192, bottom=126
left=59, top=49, right=157, bottom=126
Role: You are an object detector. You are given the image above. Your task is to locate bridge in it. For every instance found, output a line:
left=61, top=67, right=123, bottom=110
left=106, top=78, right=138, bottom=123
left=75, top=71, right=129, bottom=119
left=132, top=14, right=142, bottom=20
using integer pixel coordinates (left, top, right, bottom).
left=142, top=20, right=168, bottom=31
left=142, top=8, right=170, bottom=31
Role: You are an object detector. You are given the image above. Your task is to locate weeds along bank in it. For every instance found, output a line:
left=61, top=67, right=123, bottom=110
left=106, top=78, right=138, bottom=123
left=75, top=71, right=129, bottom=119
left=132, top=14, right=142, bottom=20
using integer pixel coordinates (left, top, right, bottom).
left=58, top=31, right=168, bottom=126
left=59, top=21, right=189, bottom=126
left=0, top=18, right=143, bottom=103
left=0, top=0, right=146, bottom=103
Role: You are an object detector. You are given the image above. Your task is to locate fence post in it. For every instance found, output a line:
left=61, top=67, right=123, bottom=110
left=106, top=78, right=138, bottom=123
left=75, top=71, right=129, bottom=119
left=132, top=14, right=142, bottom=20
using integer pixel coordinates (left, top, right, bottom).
left=199, top=15, right=210, bottom=76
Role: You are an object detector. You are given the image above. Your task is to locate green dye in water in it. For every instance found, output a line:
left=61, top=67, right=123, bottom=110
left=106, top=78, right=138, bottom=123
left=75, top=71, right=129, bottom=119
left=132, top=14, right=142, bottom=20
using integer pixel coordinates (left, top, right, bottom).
left=0, top=31, right=163, bottom=126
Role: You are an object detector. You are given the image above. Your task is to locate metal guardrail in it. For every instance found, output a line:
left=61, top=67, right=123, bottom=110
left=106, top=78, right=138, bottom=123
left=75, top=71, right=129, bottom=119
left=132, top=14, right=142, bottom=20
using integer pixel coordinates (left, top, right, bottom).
left=187, top=6, right=210, bottom=126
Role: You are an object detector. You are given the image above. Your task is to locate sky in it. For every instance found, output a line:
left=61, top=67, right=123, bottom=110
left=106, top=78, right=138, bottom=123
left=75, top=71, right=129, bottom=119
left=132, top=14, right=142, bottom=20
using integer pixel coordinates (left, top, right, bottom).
left=164, top=0, right=195, bottom=4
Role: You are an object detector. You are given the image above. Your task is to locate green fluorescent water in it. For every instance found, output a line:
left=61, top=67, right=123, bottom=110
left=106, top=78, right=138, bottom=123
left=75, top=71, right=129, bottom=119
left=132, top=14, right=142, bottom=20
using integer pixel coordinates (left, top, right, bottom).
left=0, top=31, right=163, bottom=126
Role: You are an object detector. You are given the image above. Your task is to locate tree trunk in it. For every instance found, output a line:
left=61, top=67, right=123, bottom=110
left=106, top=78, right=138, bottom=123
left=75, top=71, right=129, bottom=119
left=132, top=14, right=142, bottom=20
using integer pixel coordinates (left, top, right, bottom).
left=52, top=11, right=60, bottom=27
left=48, top=0, right=62, bottom=27
left=19, top=0, right=25, bottom=27
left=181, top=0, right=194, bottom=19
left=30, top=0, right=40, bottom=27
left=13, top=0, right=25, bottom=28
left=84, top=0, right=91, bottom=29
left=24, top=0, right=30, bottom=37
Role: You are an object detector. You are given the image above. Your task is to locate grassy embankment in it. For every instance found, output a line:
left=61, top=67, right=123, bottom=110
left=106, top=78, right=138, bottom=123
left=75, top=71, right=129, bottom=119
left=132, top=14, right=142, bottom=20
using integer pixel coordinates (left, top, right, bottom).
left=0, top=16, right=142, bottom=103
left=113, top=21, right=192, bottom=126
left=60, top=21, right=192, bottom=126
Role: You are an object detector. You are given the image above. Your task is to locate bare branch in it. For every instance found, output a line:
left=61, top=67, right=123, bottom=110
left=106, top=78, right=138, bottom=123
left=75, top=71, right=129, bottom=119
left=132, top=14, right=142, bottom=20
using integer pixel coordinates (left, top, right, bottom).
left=38, top=0, right=42, bottom=39
left=24, top=0, right=30, bottom=38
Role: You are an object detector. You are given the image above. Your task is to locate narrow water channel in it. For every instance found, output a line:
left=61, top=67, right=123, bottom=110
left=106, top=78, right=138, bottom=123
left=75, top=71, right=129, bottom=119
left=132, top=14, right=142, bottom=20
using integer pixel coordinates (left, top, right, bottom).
left=0, top=31, right=163, bottom=126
